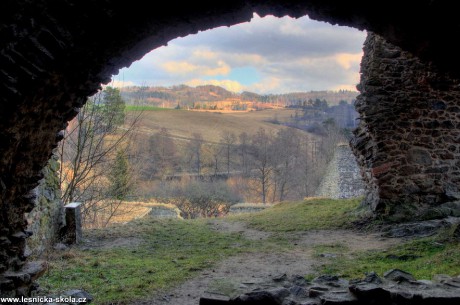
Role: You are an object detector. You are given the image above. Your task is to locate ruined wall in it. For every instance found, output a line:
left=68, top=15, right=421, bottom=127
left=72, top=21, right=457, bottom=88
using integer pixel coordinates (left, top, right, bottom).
left=351, top=33, right=460, bottom=221
left=229, top=203, right=271, bottom=214
left=25, top=155, right=62, bottom=258
left=2, top=0, right=460, bottom=298
left=0, top=156, right=62, bottom=297
left=316, top=144, right=365, bottom=199
left=148, top=205, right=183, bottom=219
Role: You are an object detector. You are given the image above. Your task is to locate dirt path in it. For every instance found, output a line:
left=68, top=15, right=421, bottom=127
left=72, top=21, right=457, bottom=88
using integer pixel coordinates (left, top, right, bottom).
left=135, top=219, right=400, bottom=305
left=206, top=219, right=272, bottom=241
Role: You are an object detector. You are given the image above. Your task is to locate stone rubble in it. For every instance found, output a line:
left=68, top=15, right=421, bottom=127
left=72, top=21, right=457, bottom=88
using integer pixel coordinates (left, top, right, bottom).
left=381, top=216, right=460, bottom=238
left=200, top=270, right=460, bottom=305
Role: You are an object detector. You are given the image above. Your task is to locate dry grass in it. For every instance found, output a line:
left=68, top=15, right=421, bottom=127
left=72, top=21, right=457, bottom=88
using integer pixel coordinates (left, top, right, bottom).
left=132, top=108, right=300, bottom=143
left=88, top=201, right=179, bottom=226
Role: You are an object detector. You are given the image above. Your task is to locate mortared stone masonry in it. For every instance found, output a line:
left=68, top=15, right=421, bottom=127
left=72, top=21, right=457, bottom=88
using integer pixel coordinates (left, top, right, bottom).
left=351, top=33, right=460, bottom=220
left=2, top=0, right=460, bottom=297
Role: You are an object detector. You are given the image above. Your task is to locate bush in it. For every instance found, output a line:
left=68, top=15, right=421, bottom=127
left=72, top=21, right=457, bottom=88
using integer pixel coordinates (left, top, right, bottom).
left=154, top=179, right=242, bottom=219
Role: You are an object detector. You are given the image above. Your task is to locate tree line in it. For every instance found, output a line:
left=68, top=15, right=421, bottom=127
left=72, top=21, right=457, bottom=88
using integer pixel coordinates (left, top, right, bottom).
left=136, top=122, right=344, bottom=218
left=57, top=86, right=347, bottom=224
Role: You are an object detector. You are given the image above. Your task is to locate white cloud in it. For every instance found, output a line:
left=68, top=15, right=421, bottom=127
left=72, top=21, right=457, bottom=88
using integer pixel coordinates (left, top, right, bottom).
left=162, top=61, right=198, bottom=74
left=279, top=19, right=307, bottom=36
left=245, top=77, right=283, bottom=93
left=335, top=52, right=363, bottom=70
left=191, top=49, right=219, bottom=60
left=113, top=14, right=367, bottom=93
left=162, top=60, right=231, bottom=76
left=222, top=52, right=267, bottom=66
left=186, top=79, right=245, bottom=93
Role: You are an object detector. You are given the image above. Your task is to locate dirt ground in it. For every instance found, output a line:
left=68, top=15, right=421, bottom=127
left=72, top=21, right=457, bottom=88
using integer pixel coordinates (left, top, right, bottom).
left=133, top=219, right=400, bottom=305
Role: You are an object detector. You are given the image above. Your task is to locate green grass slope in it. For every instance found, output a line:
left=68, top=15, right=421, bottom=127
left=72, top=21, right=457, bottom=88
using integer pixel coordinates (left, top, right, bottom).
left=231, top=198, right=361, bottom=232
left=38, top=198, right=460, bottom=304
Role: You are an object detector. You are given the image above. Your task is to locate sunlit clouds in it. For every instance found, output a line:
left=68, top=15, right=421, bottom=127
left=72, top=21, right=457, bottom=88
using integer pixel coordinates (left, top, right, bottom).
left=335, top=53, right=363, bottom=70
left=112, top=14, right=367, bottom=93
left=162, top=60, right=231, bottom=77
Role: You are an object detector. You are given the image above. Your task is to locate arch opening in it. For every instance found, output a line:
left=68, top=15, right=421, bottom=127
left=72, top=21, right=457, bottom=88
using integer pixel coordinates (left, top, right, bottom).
left=2, top=0, right=460, bottom=299
left=62, top=13, right=366, bottom=227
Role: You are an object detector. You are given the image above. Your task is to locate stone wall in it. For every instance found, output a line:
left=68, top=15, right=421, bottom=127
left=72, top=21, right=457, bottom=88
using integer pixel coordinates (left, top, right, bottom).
left=0, top=156, right=61, bottom=297
left=316, top=144, right=365, bottom=199
left=351, top=33, right=460, bottom=220
left=200, top=270, right=460, bottom=305
left=2, top=0, right=460, bottom=298
left=229, top=203, right=271, bottom=214
left=25, top=155, right=62, bottom=257
left=148, top=205, right=182, bottom=219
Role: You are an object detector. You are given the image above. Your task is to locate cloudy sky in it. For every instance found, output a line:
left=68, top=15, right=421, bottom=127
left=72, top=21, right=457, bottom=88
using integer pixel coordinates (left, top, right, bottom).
left=112, top=14, right=367, bottom=94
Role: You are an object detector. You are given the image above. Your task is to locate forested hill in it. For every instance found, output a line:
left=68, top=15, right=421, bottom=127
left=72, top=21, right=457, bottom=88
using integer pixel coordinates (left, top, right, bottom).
left=120, top=84, right=358, bottom=108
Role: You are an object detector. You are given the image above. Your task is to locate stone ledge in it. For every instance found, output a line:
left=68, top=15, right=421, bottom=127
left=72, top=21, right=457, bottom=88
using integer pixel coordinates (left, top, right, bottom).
left=200, top=270, right=460, bottom=305
left=0, top=261, right=47, bottom=297
left=381, top=216, right=460, bottom=238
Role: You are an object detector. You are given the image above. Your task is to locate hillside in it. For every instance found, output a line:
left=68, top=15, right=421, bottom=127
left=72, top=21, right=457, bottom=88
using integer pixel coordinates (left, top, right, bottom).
left=124, top=107, right=325, bottom=203
left=121, top=84, right=358, bottom=110
left=129, top=108, right=303, bottom=143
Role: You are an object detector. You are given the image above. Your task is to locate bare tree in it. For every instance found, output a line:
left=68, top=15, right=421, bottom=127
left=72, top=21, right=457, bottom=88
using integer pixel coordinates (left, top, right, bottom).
left=238, top=132, right=251, bottom=176
left=300, top=136, right=312, bottom=197
left=208, top=144, right=223, bottom=176
left=58, top=87, right=142, bottom=227
left=271, top=128, right=303, bottom=202
left=148, top=128, right=178, bottom=180
left=220, top=131, right=236, bottom=175
left=251, top=128, right=274, bottom=204
left=183, top=132, right=205, bottom=175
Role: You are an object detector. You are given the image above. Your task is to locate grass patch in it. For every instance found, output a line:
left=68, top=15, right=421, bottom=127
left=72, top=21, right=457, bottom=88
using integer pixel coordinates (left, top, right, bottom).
left=38, top=198, right=460, bottom=304
left=39, top=218, right=256, bottom=304
left=231, top=198, right=361, bottom=232
left=315, top=237, right=460, bottom=280
left=313, top=243, right=349, bottom=257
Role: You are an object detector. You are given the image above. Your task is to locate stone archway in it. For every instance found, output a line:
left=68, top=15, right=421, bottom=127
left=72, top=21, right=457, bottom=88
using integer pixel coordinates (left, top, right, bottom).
left=352, top=33, right=460, bottom=219
left=2, top=0, right=460, bottom=297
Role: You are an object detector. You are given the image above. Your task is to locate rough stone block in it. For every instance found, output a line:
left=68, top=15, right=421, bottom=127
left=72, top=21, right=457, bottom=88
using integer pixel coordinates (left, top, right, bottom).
left=349, top=284, right=391, bottom=302
left=21, top=261, right=48, bottom=281
left=64, top=289, right=94, bottom=303
left=319, top=291, right=358, bottom=304
left=62, top=202, right=82, bottom=244
left=383, top=269, right=415, bottom=282
left=200, top=293, right=231, bottom=305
